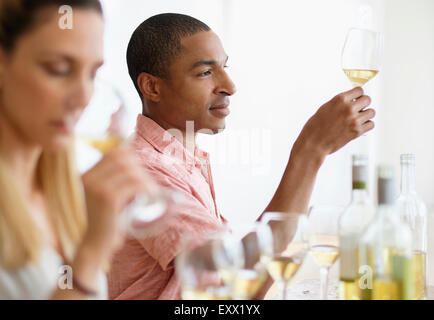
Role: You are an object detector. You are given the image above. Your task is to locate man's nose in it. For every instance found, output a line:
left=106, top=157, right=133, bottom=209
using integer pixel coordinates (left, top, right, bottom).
left=215, top=71, right=237, bottom=96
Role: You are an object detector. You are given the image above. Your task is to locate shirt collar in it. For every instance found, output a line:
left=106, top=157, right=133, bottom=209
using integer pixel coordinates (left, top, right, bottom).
left=135, top=114, right=209, bottom=171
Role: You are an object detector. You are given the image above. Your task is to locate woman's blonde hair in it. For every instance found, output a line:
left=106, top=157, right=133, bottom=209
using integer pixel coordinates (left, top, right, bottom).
left=0, top=145, right=87, bottom=269
left=0, top=0, right=102, bottom=269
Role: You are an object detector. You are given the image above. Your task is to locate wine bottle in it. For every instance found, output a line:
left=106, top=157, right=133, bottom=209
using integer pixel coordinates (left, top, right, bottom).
left=358, top=166, right=413, bottom=300
left=339, top=155, right=375, bottom=300
left=396, top=154, right=427, bottom=300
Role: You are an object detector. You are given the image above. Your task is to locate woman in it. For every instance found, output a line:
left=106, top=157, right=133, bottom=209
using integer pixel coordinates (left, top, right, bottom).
left=0, top=0, right=153, bottom=299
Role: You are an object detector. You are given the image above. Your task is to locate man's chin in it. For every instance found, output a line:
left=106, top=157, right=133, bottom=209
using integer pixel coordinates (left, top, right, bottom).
left=198, top=121, right=226, bottom=135
left=211, top=127, right=225, bottom=135
left=198, top=127, right=225, bottom=135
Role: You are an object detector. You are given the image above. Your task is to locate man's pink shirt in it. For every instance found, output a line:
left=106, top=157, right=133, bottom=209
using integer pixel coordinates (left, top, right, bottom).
left=107, top=115, right=226, bottom=299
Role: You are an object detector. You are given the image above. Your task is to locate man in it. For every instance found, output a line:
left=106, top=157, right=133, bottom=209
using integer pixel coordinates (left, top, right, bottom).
left=107, top=13, right=375, bottom=300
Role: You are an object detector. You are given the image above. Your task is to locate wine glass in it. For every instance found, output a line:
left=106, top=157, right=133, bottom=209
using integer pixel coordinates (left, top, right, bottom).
left=260, top=212, right=309, bottom=300
left=74, top=78, right=182, bottom=238
left=175, top=232, right=236, bottom=300
left=226, top=222, right=273, bottom=300
left=211, top=230, right=245, bottom=295
left=341, top=28, right=383, bottom=88
left=306, top=205, right=344, bottom=300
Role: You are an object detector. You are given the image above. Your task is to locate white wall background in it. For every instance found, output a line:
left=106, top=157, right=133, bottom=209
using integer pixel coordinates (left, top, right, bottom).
left=380, top=0, right=434, bottom=208
left=87, top=0, right=433, bottom=223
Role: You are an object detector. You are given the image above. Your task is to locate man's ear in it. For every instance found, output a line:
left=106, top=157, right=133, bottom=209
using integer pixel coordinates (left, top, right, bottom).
left=137, top=72, right=161, bottom=103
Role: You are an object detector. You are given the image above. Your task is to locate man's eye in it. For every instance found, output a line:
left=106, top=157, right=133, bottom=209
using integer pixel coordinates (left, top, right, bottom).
left=224, top=65, right=229, bottom=69
left=198, top=70, right=212, bottom=77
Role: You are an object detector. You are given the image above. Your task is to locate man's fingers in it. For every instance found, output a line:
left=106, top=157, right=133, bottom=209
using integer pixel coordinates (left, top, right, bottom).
left=352, top=95, right=372, bottom=112
left=345, top=86, right=364, bottom=101
left=357, top=108, right=376, bottom=123
left=360, top=120, right=375, bottom=135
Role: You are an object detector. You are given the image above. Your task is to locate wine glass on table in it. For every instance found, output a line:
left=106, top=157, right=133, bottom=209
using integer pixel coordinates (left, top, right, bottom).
left=211, top=230, right=245, bottom=296
left=74, top=78, right=182, bottom=238
left=341, top=28, right=383, bottom=88
left=307, top=205, right=345, bottom=300
left=260, top=212, right=309, bottom=300
left=225, top=222, right=273, bottom=300
left=175, top=231, right=238, bottom=300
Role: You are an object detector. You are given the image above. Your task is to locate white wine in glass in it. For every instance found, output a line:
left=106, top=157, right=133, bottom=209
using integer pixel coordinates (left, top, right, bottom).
left=231, top=268, right=268, bottom=300
left=266, top=254, right=303, bottom=282
left=343, top=69, right=378, bottom=88
left=225, top=222, right=273, bottom=300
left=307, top=206, right=344, bottom=300
left=81, top=136, right=124, bottom=154
left=261, top=212, right=308, bottom=300
left=176, top=233, right=234, bottom=300
left=310, top=243, right=339, bottom=268
left=341, top=28, right=383, bottom=88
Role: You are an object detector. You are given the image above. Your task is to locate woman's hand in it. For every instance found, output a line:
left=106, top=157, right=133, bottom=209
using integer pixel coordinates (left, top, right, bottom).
left=80, top=146, right=157, bottom=263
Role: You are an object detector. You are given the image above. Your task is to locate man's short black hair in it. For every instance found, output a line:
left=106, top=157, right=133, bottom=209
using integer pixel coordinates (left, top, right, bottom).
left=126, top=13, right=211, bottom=100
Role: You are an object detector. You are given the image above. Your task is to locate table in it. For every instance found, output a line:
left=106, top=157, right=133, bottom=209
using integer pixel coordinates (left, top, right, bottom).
left=265, top=278, right=434, bottom=300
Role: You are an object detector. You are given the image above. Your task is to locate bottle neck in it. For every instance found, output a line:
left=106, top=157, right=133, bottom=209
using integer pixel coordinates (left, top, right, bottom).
left=377, top=203, right=397, bottom=221
left=378, top=176, right=395, bottom=206
left=351, top=188, right=369, bottom=203
left=401, top=163, right=416, bottom=194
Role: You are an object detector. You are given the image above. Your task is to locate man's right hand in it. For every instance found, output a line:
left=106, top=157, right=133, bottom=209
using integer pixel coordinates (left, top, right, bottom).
left=294, top=86, right=375, bottom=158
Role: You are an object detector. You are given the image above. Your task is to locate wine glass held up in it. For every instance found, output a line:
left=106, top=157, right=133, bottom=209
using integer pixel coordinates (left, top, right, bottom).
left=341, top=28, right=383, bottom=88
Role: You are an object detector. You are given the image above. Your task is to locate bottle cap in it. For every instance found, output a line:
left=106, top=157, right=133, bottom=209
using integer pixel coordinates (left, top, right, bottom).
left=400, top=154, right=415, bottom=165
left=352, top=154, right=368, bottom=189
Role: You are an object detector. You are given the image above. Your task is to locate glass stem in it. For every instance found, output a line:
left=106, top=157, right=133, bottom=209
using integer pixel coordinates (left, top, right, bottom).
left=320, top=267, right=329, bottom=300
left=277, top=281, right=288, bottom=300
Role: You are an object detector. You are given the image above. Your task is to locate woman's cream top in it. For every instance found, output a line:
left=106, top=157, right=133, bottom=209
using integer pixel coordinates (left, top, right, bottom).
left=0, top=246, right=107, bottom=299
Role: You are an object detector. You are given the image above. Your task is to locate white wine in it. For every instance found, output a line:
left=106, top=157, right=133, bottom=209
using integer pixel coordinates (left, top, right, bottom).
left=218, top=268, right=237, bottom=286
left=339, top=278, right=359, bottom=300
left=359, top=247, right=413, bottom=300
left=343, top=69, right=378, bottom=87
left=232, top=269, right=267, bottom=299
left=377, top=253, right=412, bottom=300
left=372, top=279, right=400, bottom=300
left=266, top=255, right=302, bottom=282
left=412, top=250, right=427, bottom=300
left=370, top=253, right=412, bottom=300
left=82, top=136, right=123, bottom=154
left=310, top=245, right=339, bottom=268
